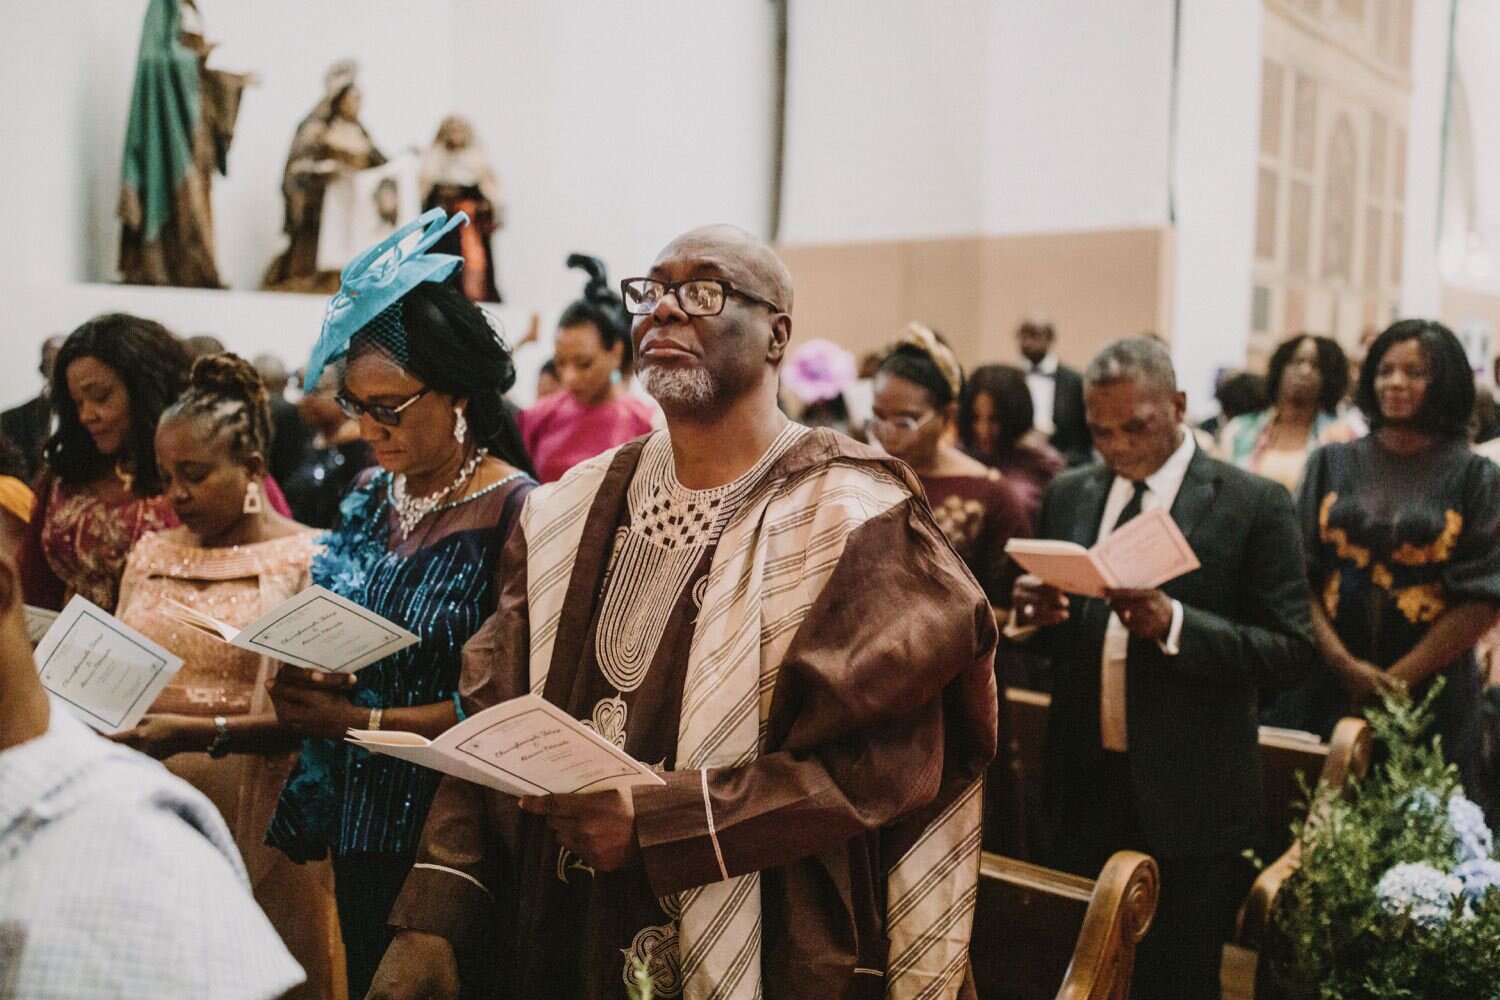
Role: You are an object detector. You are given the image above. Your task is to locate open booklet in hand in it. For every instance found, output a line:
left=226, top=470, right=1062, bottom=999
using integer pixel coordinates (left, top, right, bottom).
left=1004, top=506, right=1200, bottom=598
left=33, top=596, right=183, bottom=733
left=346, top=693, right=665, bottom=798
left=156, top=584, right=417, bottom=674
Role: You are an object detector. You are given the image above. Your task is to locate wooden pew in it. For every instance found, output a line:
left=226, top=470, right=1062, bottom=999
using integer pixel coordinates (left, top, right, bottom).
left=996, top=688, right=1339, bottom=865
left=971, top=850, right=1159, bottom=1000
left=1234, top=716, right=1372, bottom=999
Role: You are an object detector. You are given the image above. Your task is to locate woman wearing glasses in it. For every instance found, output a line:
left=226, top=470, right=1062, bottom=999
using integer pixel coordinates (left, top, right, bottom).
left=520, top=256, right=655, bottom=482
left=868, top=325, right=1028, bottom=606
left=264, top=210, right=535, bottom=998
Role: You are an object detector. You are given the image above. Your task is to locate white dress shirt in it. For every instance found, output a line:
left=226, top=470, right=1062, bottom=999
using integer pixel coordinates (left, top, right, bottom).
left=1025, top=353, right=1059, bottom=436
left=0, top=698, right=305, bottom=1000
left=1095, top=428, right=1195, bottom=751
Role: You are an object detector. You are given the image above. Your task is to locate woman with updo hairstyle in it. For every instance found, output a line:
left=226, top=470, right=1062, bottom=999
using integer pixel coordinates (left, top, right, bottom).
left=264, top=209, right=536, bottom=997
left=19, top=313, right=191, bottom=611
left=869, top=325, right=1028, bottom=605
left=958, top=363, right=1065, bottom=529
left=1295, top=319, right=1500, bottom=822
left=1217, top=333, right=1359, bottom=492
left=112, top=353, right=341, bottom=1000
left=520, top=254, right=656, bottom=482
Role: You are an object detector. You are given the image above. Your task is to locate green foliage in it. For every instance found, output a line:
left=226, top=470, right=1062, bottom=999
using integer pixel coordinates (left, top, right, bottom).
left=626, top=957, right=655, bottom=1000
left=1268, top=682, right=1500, bottom=998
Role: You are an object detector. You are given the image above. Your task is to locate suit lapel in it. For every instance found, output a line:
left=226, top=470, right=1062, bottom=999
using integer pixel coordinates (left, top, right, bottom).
left=1169, top=447, right=1220, bottom=544
left=1073, top=465, right=1115, bottom=547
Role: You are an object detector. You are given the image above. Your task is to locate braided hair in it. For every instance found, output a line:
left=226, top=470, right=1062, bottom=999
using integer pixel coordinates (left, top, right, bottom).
left=161, top=353, right=274, bottom=472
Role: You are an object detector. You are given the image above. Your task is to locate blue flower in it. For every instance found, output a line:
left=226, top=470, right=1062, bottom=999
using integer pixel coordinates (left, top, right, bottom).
left=1455, top=858, right=1500, bottom=903
left=1375, top=862, right=1463, bottom=930
left=1449, top=794, right=1494, bottom=863
left=1404, top=787, right=1442, bottom=815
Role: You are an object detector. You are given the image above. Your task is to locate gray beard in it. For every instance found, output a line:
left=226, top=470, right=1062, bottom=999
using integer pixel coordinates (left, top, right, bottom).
left=640, top=364, right=717, bottom=413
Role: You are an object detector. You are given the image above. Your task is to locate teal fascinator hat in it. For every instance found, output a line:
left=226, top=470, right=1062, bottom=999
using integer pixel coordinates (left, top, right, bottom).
left=302, top=208, right=469, bottom=391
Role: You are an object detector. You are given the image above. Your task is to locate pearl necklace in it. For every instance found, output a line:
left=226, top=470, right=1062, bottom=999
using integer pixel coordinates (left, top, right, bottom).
left=391, top=448, right=487, bottom=539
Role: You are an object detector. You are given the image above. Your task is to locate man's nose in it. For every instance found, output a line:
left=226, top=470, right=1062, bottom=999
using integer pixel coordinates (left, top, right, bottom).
left=650, top=290, right=690, bottom=324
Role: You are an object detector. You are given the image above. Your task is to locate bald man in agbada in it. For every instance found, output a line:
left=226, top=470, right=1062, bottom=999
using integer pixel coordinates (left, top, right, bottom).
left=371, top=226, right=999, bottom=1000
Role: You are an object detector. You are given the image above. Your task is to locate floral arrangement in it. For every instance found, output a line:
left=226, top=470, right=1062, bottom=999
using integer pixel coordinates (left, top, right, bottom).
left=1268, top=683, right=1500, bottom=997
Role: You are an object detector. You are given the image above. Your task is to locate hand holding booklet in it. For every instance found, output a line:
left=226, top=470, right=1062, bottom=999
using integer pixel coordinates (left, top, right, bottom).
left=1004, top=507, right=1200, bottom=598
left=156, top=584, right=417, bottom=674
left=32, top=596, right=183, bottom=733
left=346, top=694, right=665, bottom=798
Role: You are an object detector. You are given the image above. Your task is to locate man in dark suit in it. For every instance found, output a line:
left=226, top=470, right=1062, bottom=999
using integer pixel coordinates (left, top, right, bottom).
left=1017, top=319, right=1090, bottom=465
left=1009, top=338, right=1313, bottom=1000
left=0, top=336, right=64, bottom=485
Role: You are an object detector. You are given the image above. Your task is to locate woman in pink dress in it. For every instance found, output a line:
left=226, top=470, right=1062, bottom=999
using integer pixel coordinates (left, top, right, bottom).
left=521, top=256, right=655, bottom=482
left=113, top=354, right=344, bottom=999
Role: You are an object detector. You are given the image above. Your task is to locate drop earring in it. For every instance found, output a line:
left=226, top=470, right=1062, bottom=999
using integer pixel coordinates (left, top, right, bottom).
left=243, top=480, right=263, bottom=514
left=453, top=406, right=468, bottom=445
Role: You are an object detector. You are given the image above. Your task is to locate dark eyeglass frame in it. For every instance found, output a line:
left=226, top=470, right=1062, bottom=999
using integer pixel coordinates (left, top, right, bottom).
left=335, top=386, right=431, bottom=426
left=619, top=277, right=784, bottom=317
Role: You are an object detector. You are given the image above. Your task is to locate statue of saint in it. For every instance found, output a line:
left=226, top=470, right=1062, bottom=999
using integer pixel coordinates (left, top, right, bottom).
left=262, top=61, right=386, bottom=292
left=420, top=116, right=504, bottom=302
left=118, top=0, right=255, bottom=288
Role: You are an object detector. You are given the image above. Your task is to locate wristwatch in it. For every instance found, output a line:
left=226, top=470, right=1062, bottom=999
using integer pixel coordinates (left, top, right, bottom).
left=207, top=715, right=231, bottom=758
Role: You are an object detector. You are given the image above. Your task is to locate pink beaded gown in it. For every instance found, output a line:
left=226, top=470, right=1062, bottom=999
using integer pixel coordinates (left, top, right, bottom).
left=117, top=528, right=346, bottom=1000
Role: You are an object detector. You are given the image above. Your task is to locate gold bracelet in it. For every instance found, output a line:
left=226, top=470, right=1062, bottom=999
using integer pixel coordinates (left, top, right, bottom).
left=369, top=707, right=383, bottom=731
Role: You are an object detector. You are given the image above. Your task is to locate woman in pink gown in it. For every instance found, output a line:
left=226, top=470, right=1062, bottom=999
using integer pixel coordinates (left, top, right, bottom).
left=114, top=354, right=345, bottom=1000
left=521, top=256, right=654, bottom=482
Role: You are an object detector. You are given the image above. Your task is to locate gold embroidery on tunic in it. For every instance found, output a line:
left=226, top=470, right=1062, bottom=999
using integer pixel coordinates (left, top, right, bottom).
left=1322, top=572, right=1340, bottom=617
left=1391, top=510, right=1463, bottom=566
left=1318, top=492, right=1370, bottom=568
left=1371, top=563, right=1394, bottom=591
left=621, top=895, right=683, bottom=997
left=1394, top=582, right=1447, bottom=624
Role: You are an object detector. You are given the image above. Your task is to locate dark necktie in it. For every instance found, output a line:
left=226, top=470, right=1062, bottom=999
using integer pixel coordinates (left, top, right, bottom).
left=1112, top=480, right=1148, bottom=532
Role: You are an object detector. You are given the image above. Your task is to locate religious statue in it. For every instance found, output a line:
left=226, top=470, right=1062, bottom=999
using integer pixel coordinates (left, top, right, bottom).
left=118, top=0, right=255, bottom=288
left=419, top=116, right=504, bottom=302
left=261, top=60, right=387, bottom=292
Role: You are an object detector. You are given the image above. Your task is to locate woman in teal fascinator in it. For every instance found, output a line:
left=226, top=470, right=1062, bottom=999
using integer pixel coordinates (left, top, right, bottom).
left=265, top=209, right=536, bottom=997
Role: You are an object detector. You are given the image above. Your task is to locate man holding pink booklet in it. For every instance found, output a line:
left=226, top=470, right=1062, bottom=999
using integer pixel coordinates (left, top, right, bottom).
left=1007, top=338, right=1314, bottom=1000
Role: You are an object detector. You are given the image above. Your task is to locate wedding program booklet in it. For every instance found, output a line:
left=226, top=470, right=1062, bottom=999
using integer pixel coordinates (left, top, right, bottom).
left=1004, top=506, right=1200, bottom=598
left=347, top=694, right=666, bottom=798
left=158, top=585, right=417, bottom=675
left=32, top=596, right=183, bottom=733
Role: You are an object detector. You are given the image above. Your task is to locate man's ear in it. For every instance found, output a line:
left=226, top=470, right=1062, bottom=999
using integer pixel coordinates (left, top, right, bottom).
left=767, top=314, right=792, bottom=364
left=1173, top=389, right=1188, bottom=423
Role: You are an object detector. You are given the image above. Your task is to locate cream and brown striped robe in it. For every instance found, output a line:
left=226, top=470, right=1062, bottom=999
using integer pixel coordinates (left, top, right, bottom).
left=391, top=427, right=999, bottom=1000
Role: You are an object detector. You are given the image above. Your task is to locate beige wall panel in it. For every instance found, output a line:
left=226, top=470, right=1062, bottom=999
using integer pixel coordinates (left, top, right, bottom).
left=777, top=228, right=1166, bottom=374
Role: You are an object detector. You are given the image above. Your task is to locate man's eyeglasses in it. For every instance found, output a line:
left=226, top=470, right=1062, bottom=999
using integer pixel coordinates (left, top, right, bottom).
left=335, top=386, right=431, bottom=426
left=620, top=277, right=784, bottom=317
left=869, top=411, right=941, bottom=436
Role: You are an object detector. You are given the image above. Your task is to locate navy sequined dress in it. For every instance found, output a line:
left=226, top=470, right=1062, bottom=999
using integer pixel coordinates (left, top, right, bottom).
left=268, top=467, right=533, bottom=860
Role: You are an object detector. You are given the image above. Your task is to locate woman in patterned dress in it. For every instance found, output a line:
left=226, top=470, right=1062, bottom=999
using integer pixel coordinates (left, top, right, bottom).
left=19, top=314, right=192, bottom=611
left=265, top=210, right=535, bottom=998
left=868, top=326, right=1028, bottom=606
left=1298, top=320, right=1500, bottom=819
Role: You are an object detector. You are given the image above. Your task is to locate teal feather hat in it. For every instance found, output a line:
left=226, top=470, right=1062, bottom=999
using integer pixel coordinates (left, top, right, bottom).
left=303, top=208, right=469, bottom=391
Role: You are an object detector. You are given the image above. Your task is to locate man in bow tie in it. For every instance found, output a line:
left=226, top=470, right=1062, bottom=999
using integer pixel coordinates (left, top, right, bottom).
left=1018, top=318, right=1091, bottom=466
